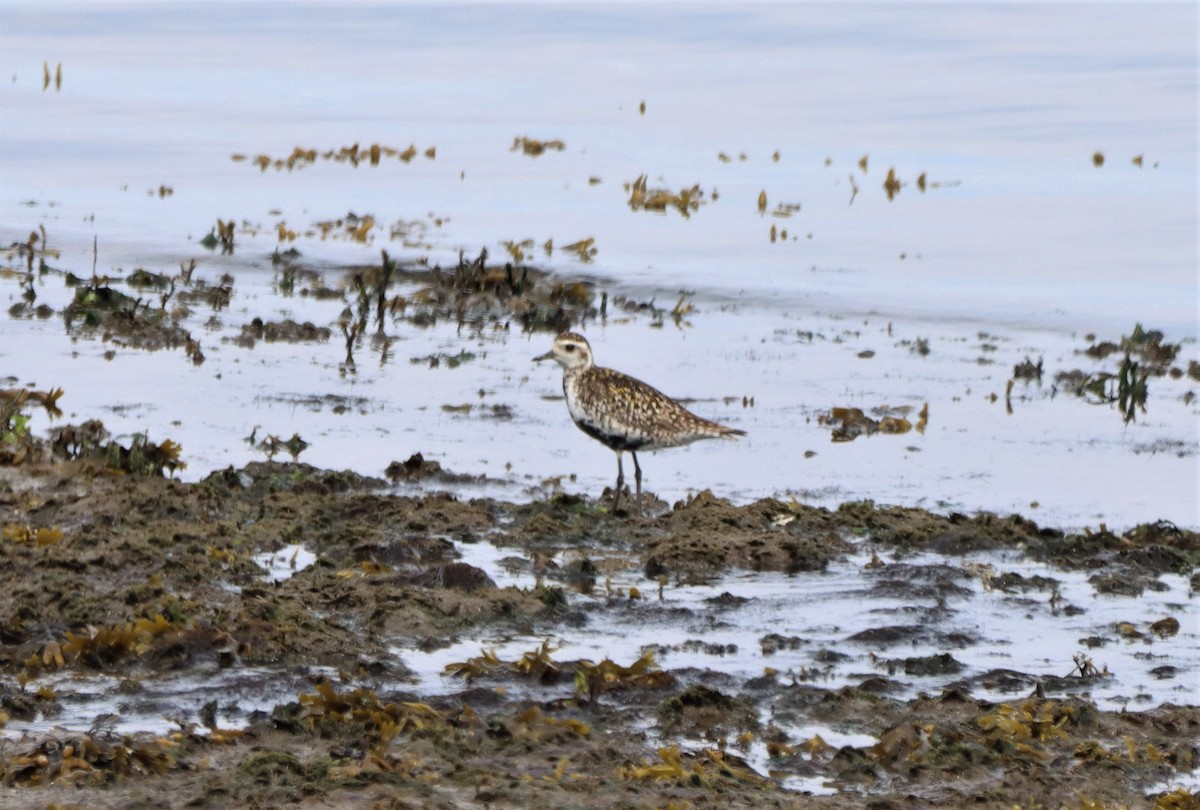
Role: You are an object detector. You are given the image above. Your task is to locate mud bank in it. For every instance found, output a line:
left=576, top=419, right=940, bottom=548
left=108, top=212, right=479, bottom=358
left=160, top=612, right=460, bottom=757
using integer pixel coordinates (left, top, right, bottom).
left=0, top=460, right=1196, bottom=808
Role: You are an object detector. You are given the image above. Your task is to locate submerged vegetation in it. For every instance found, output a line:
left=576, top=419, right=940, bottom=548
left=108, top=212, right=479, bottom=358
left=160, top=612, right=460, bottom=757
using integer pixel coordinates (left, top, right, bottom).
left=0, top=387, right=62, bottom=465
left=345, top=247, right=598, bottom=342
left=1053, top=324, right=1184, bottom=423
left=0, top=228, right=209, bottom=366
left=4, top=219, right=609, bottom=386
left=1, top=387, right=183, bottom=475
left=625, top=173, right=708, bottom=217
left=232, top=142, right=436, bottom=172
left=64, top=273, right=207, bottom=366
left=820, top=403, right=929, bottom=442
left=511, top=136, right=565, bottom=156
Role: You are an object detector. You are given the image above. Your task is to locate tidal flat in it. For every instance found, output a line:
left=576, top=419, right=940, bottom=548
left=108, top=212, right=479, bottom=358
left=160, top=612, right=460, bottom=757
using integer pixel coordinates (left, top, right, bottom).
left=0, top=457, right=1197, bottom=808
left=2, top=4, right=1197, bottom=806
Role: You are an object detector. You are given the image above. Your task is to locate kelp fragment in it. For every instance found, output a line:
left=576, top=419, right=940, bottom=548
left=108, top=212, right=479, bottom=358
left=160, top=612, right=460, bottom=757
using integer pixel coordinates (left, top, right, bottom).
left=46, top=420, right=186, bottom=476
left=61, top=267, right=207, bottom=365
left=1, top=732, right=175, bottom=785
left=820, top=405, right=925, bottom=442
left=618, top=744, right=762, bottom=786
left=503, top=238, right=535, bottom=263
left=297, top=679, right=469, bottom=751
left=443, top=647, right=504, bottom=681
left=626, top=174, right=707, bottom=218
left=252, top=432, right=309, bottom=461
left=574, top=650, right=673, bottom=702
left=17, top=226, right=60, bottom=271
left=18, top=613, right=187, bottom=674
left=1105, top=323, right=1179, bottom=371
left=513, top=639, right=561, bottom=682
left=443, top=643, right=672, bottom=700
left=291, top=212, right=440, bottom=247
left=1059, top=324, right=1177, bottom=422
left=0, top=387, right=64, bottom=465
left=410, top=350, right=476, bottom=369
left=1149, top=617, right=1180, bottom=638
left=42, top=61, right=62, bottom=92
left=443, top=641, right=561, bottom=685
left=511, top=136, right=565, bottom=156
left=2, top=525, right=63, bottom=546
left=494, top=706, right=591, bottom=744
left=1013, top=356, right=1044, bottom=381
left=393, top=247, right=596, bottom=333
left=1068, top=652, right=1107, bottom=678
left=975, top=699, right=1075, bottom=764
left=883, top=168, right=901, bottom=200
left=198, top=219, right=236, bottom=253
left=562, top=237, right=597, bottom=263
left=234, top=142, right=435, bottom=172
left=4, top=397, right=181, bottom=474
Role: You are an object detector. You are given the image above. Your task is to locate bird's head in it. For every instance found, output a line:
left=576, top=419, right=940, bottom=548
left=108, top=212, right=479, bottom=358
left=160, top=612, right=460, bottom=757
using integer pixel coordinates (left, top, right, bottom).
left=534, top=331, right=593, bottom=371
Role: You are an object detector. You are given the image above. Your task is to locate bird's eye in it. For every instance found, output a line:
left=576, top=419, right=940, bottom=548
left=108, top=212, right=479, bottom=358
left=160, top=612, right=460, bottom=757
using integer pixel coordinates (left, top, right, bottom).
left=564, top=344, right=576, bottom=353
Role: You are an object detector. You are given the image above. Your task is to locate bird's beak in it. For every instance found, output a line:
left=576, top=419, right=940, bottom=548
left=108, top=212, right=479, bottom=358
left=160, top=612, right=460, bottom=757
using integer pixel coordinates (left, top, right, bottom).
left=533, top=350, right=554, bottom=363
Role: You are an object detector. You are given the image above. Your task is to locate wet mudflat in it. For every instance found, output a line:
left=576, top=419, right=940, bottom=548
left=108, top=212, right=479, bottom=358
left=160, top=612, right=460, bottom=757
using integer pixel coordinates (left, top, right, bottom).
left=2, top=4, right=1197, bottom=807
left=0, top=459, right=1196, bottom=809
left=4, top=4, right=1199, bottom=528
left=1, top=195, right=1197, bottom=810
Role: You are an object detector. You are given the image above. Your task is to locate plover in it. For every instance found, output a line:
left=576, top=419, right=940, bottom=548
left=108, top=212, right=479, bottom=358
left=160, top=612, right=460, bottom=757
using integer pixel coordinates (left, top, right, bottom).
left=534, top=331, right=746, bottom=515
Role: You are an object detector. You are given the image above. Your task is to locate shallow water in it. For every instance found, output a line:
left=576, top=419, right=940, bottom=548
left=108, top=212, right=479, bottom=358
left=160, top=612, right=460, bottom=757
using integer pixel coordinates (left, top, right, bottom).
left=2, top=5, right=1197, bottom=526
left=412, top=536, right=1200, bottom=788
left=252, top=543, right=318, bottom=584
left=6, top=536, right=1194, bottom=782
left=0, top=664, right=315, bottom=741
left=421, top=539, right=1199, bottom=712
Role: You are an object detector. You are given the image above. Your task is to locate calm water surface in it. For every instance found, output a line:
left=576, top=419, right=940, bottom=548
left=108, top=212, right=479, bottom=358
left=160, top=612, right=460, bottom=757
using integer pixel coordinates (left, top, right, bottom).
left=1, top=2, right=1197, bottom=529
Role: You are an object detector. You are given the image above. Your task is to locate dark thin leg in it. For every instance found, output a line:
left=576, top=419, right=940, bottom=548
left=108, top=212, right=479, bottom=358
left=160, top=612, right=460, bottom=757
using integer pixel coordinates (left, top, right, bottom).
left=613, top=452, right=624, bottom=513
left=631, top=451, right=643, bottom=516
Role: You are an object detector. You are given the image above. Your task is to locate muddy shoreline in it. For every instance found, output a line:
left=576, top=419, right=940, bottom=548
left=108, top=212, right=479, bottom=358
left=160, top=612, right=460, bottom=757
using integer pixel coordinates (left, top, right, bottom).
left=4, top=4, right=1198, bottom=806
left=0, top=459, right=1195, bottom=808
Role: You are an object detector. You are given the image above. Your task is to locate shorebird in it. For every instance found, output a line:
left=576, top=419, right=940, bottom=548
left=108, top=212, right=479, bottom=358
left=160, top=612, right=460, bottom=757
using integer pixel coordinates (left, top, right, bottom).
left=534, top=331, right=746, bottom=515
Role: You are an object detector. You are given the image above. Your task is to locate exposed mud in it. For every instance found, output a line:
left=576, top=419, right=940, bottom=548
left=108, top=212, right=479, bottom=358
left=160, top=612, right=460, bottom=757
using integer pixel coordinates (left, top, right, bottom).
left=0, top=460, right=1195, bottom=808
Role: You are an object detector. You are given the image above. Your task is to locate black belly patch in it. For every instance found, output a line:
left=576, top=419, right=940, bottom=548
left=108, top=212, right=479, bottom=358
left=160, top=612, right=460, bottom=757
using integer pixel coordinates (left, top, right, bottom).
left=575, top=420, right=648, bottom=452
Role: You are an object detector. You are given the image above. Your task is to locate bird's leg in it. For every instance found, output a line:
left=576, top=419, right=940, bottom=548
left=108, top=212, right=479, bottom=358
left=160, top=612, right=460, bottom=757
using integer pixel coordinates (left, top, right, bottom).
left=613, top=452, right=624, bottom=513
left=631, top=451, right=643, bottom=517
